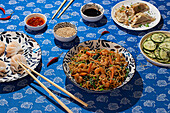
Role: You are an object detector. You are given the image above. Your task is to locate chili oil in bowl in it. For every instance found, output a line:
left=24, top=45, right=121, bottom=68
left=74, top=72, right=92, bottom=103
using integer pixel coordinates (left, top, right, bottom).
left=80, top=3, right=104, bottom=22
left=24, top=13, right=47, bottom=31
left=53, top=22, right=77, bottom=42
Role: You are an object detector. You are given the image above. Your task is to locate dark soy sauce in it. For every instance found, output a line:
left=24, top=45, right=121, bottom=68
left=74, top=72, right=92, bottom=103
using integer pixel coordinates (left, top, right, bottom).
left=83, top=8, right=101, bottom=17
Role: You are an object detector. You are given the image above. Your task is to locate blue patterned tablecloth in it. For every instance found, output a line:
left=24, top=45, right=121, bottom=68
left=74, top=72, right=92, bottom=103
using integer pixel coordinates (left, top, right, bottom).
left=0, top=0, right=169, bottom=113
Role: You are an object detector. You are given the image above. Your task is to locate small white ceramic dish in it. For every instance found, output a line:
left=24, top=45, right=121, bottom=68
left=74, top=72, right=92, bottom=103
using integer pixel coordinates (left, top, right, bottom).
left=24, top=13, right=47, bottom=31
left=53, top=22, right=77, bottom=42
left=80, top=3, right=104, bottom=22
left=139, top=31, right=170, bottom=68
left=111, top=0, right=161, bottom=31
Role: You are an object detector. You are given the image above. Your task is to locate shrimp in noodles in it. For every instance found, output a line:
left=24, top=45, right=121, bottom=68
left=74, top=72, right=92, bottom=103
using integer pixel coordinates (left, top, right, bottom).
left=68, top=47, right=129, bottom=91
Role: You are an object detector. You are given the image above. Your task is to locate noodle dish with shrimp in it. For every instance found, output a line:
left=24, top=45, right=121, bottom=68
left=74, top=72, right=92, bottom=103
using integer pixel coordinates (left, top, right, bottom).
left=68, top=47, right=129, bottom=91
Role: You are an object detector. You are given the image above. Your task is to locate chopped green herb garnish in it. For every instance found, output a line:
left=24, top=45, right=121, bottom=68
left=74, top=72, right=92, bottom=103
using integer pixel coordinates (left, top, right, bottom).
left=98, top=85, right=104, bottom=89
left=70, top=70, right=72, bottom=74
left=120, top=6, right=125, bottom=11
left=84, top=50, right=87, bottom=53
left=71, top=58, right=75, bottom=60
left=145, top=23, right=149, bottom=27
left=78, top=54, right=81, bottom=57
left=129, top=17, right=131, bottom=21
left=148, top=11, right=151, bottom=14
left=91, top=61, right=94, bottom=63
left=109, top=65, right=113, bottom=67
left=78, top=61, right=85, bottom=64
left=93, top=76, right=95, bottom=79
left=125, top=68, right=129, bottom=78
left=98, top=59, right=101, bottom=61
left=89, top=78, right=93, bottom=85
left=100, top=88, right=104, bottom=91
left=80, top=83, right=82, bottom=87
left=92, top=53, right=100, bottom=60
left=97, top=75, right=99, bottom=82
left=113, top=58, right=116, bottom=60
left=139, top=24, right=142, bottom=27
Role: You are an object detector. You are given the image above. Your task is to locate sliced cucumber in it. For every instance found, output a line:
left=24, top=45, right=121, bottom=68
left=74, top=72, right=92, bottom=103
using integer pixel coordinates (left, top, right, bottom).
left=146, top=36, right=151, bottom=41
left=159, top=42, right=170, bottom=50
left=148, top=52, right=156, bottom=58
left=157, top=58, right=169, bottom=63
left=143, top=40, right=156, bottom=51
left=142, top=32, right=170, bottom=64
left=151, top=33, right=164, bottom=43
left=143, top=49, right=152, bottom=54
left=159, top=49, right=169, bottom=60
left=159, top=33, right=168, bottom=38
left=154, top=49, right=161, bottom=59
left=164, top=38, right=170, bottom=42
left=166, top=61, right=170, bottom=64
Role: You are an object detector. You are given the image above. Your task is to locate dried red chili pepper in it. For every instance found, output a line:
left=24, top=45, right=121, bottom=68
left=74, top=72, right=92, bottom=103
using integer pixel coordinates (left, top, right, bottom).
left=98, top=30, right=110, bottom=39
left=0, top=12, right=14, bottom=20
left=0, top=7, right=5, bottom=14
left=47, top=52, right=63, bottom=67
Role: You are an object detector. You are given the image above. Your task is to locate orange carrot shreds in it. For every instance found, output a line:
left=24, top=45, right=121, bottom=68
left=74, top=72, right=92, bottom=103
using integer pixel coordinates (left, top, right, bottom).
left=80, top=72, right=87, bottom=76
left=109, top=55, right=113, bottom=65
left=110, top=67, right=115, bottom=83
left=88, top=63, right=93, bottom=74
left=86, top=51, right=92, bottom=56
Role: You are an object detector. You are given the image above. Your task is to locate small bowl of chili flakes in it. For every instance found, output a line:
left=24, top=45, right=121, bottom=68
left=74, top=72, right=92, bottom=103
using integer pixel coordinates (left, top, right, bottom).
left=24, top=13, right=47, bottom=31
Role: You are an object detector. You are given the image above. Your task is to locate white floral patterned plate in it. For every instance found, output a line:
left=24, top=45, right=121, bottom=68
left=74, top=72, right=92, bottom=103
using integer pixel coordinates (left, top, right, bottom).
left=0, top=31, right=41, bottom=82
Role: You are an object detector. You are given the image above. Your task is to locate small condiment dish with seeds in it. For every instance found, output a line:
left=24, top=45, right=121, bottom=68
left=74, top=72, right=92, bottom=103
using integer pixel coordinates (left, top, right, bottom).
left=53, top=22, right=77, bottom=42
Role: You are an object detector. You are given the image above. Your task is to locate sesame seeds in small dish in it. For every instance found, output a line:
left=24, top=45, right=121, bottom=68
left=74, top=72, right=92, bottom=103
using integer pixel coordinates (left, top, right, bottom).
left=53, top=22, right=77, bottom=42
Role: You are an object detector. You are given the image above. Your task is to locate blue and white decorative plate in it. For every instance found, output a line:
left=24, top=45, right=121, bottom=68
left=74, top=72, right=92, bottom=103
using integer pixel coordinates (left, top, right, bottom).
left=0, top=31, right=41, bottom=82
left=63, top=40, right=136, bottom=93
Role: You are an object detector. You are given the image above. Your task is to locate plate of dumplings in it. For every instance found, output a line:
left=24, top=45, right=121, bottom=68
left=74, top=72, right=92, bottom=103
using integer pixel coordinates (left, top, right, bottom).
left=111, top=0, right=161, bottom=31
left=0, top=31, right=41, bottom=82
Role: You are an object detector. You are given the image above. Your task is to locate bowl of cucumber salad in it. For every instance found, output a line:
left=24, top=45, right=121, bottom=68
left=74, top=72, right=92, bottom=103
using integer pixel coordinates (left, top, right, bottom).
left=140, top=31, right=170, bottom=68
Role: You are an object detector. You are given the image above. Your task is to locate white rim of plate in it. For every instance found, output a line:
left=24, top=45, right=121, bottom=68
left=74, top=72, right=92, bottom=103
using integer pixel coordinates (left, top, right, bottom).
left=111, top=0, right=161, bottom=31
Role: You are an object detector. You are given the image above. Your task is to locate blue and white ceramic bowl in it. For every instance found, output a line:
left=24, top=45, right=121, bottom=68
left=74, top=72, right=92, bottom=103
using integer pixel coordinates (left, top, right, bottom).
left=63, top=40, right=136, bottom=93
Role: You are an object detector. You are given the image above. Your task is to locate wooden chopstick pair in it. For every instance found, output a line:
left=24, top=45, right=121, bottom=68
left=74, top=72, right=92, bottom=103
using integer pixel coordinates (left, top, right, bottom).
left=52, top=0, right=74, bottom=19
left=17, top=61, right=88, bottom=113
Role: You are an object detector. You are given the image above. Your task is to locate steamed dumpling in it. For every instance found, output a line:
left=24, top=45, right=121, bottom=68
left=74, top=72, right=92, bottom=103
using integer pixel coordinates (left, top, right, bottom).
left=6, top=41, right=23, bottom=57
left=115, top=6, right=127, bottom=23
left=115, top=5, right=135, bottom=25
left=0, top=41, right=5, bottom=55
left=0, top=60, right=6, bottom=77
left=0, top=60, right=6, bottom=73
left=10, top=54, right=27, bottom=72
left=131, top=13, right=155, bottom=28
left=131, top=2, right=149, bottom=14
